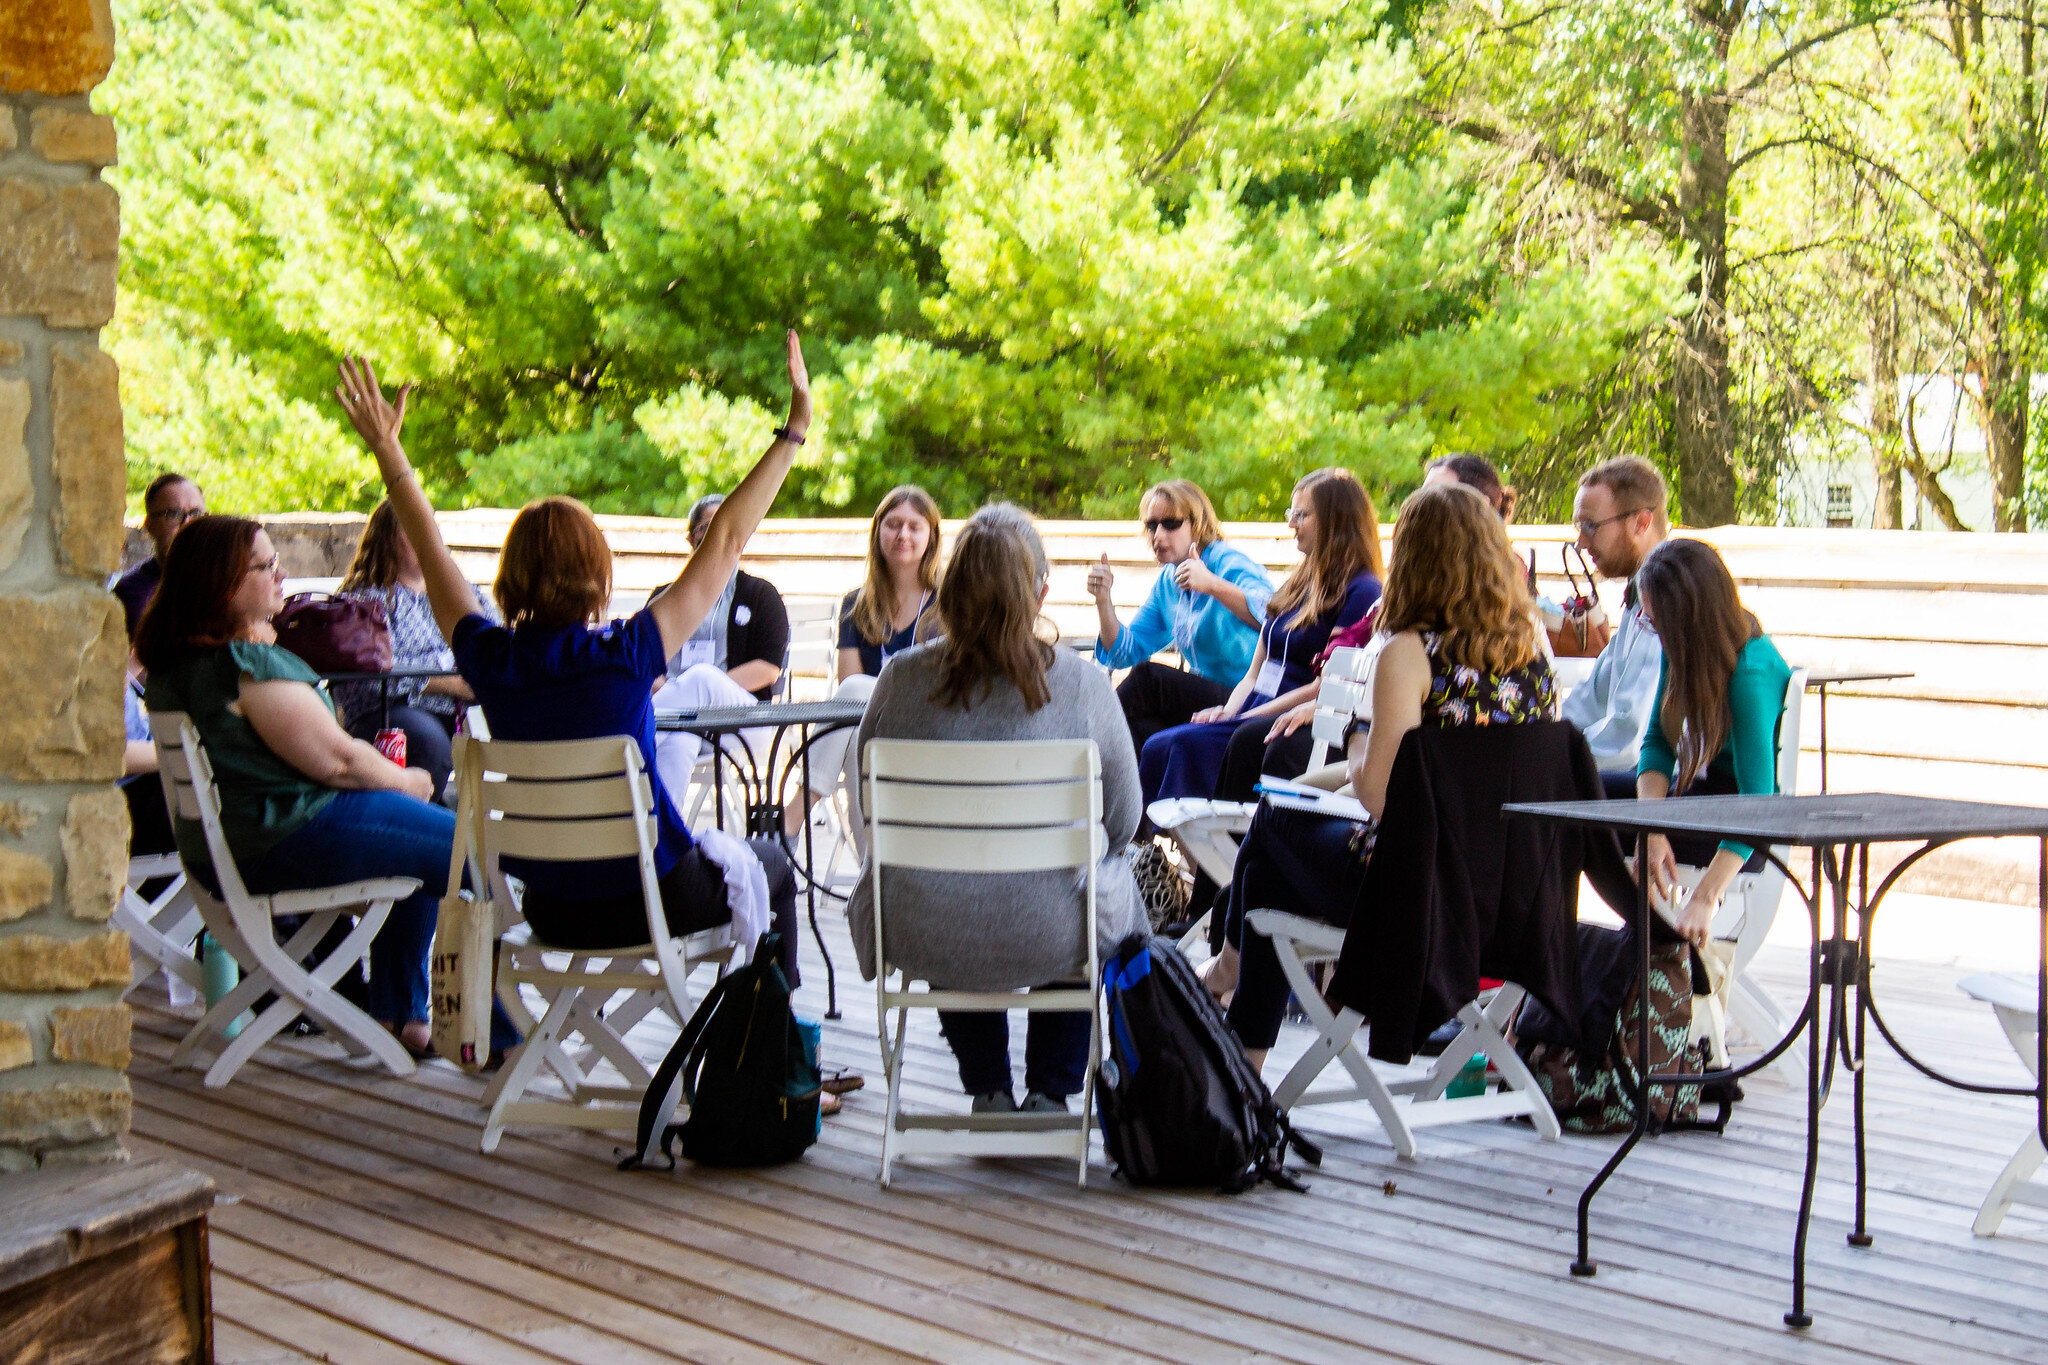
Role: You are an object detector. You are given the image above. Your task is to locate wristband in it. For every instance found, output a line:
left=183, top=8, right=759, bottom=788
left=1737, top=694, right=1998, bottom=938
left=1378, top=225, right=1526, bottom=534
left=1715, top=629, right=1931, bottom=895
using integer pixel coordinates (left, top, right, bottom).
left=773, top=425, right=806, bottom=445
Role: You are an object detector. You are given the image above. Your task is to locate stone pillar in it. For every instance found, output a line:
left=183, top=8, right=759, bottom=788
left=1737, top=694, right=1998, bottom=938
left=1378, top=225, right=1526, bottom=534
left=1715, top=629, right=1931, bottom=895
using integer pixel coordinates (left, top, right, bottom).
left=0, top=0, right=139, bottom=1171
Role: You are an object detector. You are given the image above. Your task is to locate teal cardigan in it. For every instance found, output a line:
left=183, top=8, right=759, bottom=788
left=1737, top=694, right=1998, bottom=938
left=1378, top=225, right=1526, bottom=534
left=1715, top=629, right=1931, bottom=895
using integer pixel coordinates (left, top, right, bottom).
left=1638, top=634, right=1793, bottom=860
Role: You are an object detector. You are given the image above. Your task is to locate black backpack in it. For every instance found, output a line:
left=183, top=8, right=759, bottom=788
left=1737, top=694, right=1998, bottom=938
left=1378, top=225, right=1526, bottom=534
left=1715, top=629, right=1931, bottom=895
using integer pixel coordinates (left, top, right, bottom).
left=1095, top=934, right=1319, bottom=1192
left=619, top=933, right=820, bottom=1171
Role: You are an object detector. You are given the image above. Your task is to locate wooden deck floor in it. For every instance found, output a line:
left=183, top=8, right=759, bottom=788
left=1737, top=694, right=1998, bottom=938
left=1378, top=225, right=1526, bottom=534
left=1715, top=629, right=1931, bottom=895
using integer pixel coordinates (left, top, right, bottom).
left=127, top=910, right=2048, bottom=1364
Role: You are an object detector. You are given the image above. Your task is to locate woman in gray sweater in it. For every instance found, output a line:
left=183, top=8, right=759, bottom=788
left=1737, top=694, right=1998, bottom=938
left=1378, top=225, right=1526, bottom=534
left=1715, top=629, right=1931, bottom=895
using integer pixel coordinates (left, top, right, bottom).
left=848, top=504, right=1146, bottom=1114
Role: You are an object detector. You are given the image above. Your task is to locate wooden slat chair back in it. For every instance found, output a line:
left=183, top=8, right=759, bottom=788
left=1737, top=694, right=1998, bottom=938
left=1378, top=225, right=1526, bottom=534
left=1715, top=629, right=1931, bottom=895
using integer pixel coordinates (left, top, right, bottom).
left=1955, top=972, right=2046, bottom=1235
left=1149, top=641, right=1382, bottom=963
left=150, top=713, right=421, bottom=1087
left=866, top=738, right=1105, bottom=1188
left=1674, top=668, right=1807, bottom=1073
left=473, top=734, right=737, bottom=1154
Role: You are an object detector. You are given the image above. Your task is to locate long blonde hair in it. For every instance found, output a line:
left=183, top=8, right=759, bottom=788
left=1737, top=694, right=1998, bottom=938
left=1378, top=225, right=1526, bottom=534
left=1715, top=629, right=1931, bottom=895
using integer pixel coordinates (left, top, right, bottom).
left=930, top=504, right=1056, bottom=712
left=851, top=485, right=942, bottom=645
left=1267, top=468, right=1385, bottom=624
left=1378, top=483, right=1539, bottom=675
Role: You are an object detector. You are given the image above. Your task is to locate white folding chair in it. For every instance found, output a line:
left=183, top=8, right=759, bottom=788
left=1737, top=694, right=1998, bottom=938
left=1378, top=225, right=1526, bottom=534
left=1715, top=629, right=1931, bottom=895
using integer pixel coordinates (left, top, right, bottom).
left=151, top=714, right=420, bottom=1087
left=1676, top=668, right=1807, bottom=1073
left=783, top=597, right=842, bottom=703
left=1957, top=973, right=2046, bottom=1236
left=477, top=735, right=738, bottom=1154
left=1148, top=643, right=1381, bottom=961
left=867, top=738, right=1104, bottom=1188
left=113, top=842, right=203, bottom=1000
left=1250, top=911, right=1560, bottom=1158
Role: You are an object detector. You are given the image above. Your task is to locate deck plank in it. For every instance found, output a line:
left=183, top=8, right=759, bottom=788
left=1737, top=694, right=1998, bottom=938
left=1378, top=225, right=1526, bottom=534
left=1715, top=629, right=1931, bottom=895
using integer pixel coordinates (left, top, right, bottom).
left=125, top=906, right=2048, bottom=1365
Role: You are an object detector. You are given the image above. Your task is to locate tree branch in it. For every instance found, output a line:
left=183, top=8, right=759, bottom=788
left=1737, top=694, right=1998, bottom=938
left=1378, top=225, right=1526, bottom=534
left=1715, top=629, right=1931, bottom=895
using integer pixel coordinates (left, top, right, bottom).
left=1422, top=108, right=1678, bottom=231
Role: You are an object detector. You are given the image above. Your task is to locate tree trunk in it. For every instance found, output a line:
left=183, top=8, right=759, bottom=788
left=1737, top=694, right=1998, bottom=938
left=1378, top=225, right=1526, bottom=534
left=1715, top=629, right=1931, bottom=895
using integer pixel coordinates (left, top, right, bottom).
left=1976, top=330, right=2030, bottom=531
left=1867, top=296, right=1904, bottom=529
left=1671, top=11, right=1739, bottom=526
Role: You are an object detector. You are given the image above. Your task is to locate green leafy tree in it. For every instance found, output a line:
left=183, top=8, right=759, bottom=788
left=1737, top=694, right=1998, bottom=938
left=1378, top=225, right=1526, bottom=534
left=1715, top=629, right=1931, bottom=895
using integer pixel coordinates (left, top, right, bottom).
left=105, top=0, right=1687, bottom=518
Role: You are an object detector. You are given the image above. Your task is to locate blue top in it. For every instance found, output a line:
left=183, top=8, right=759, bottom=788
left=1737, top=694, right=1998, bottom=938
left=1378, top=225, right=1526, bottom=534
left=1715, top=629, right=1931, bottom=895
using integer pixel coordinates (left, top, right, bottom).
left=1093, top=540, right=1275, bottom=686
left=1261, top=571, right=1383, bottom=696
left=452, top=610, right=692, bottom=899
left=838, top=587, right=932, bottom=678
left=1639, top=633, right=1793, bottom=861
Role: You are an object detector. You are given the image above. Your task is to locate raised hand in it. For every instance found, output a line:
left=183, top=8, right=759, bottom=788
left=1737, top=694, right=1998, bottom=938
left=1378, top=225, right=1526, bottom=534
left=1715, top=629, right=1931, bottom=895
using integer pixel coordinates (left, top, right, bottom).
left=334, top=357, right=413, bottom=461
left=1086, top=552, right=1114, bottom=602
left=783, top=330, right=812, bottom=439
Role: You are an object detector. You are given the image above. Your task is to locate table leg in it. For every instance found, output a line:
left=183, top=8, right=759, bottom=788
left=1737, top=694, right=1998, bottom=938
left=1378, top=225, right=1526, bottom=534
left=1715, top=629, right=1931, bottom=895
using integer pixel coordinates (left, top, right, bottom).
left=1816, top=683, right=1829, bottom=794
left=1573, top=830, right=1656, bottom=1279
left=800, top=729, right=838, bottom=1020
left=1786, top=844, right=1830, bottom=1328
left=1850, top=843, right=1873, bottom=1248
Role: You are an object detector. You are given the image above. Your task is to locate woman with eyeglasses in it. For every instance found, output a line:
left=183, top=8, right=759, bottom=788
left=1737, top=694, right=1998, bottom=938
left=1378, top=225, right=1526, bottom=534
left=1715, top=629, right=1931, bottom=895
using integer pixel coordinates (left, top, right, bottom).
left=1089, top=479, right=1274, bottom=753
left=1136, top=469, right=1384, bottom=811
left=135, top=516, right=510, bottom=1059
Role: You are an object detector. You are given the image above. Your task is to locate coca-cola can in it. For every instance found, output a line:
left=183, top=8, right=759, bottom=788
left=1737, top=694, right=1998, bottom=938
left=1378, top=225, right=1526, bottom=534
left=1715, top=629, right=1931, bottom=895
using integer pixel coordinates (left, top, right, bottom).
left=374, top=727, right=407, bottom=767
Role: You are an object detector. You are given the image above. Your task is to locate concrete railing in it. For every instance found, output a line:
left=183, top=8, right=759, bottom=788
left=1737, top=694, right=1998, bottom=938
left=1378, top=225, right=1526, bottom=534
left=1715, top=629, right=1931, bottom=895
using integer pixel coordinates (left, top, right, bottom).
left=139, top=511, right=2047, bottom=904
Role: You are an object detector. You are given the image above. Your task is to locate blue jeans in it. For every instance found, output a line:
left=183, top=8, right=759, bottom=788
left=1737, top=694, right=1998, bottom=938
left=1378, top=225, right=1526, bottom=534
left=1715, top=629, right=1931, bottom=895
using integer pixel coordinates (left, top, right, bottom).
left=251, top=790, right=518, bottom=1051
left=938, top=990, right=1091, bottom=1100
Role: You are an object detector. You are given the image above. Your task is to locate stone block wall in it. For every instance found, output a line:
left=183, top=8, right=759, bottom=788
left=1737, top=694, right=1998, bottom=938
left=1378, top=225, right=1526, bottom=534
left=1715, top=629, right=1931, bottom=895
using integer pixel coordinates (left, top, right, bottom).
left=0, top=0, right=137, bottom=1171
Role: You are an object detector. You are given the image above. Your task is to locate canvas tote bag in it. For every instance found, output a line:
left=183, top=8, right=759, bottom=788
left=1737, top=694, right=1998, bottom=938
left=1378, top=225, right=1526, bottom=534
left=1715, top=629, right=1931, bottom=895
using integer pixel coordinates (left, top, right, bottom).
left=431, top=738, right=496, bottom=1070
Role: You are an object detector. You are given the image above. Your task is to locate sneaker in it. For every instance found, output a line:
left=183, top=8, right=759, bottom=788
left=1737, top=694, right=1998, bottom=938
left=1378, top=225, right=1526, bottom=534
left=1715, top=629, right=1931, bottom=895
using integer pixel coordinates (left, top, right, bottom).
left=970, top=1090, right=1017, bottom=1113
left=1020, top=1091, right=1069, bottom=1114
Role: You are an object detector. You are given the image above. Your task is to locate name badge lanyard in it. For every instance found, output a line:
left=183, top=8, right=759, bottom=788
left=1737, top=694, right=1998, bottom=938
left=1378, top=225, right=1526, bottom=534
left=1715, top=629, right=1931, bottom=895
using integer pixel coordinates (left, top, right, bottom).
left=879, top=590, right=933, bottom=666
left=1255, top=617, right=1290, bottom=700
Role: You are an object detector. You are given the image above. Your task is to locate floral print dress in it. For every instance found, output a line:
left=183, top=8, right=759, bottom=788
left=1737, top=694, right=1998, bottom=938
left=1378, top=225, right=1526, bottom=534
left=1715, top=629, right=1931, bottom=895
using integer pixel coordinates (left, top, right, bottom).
left=1342, top=632, right=1558, bottom=858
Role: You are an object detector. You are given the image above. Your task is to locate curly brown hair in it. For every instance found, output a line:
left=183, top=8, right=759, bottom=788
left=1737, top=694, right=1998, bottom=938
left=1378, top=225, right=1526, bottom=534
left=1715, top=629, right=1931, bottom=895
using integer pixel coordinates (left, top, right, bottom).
left=1378, top=483, right=1539, bottom=675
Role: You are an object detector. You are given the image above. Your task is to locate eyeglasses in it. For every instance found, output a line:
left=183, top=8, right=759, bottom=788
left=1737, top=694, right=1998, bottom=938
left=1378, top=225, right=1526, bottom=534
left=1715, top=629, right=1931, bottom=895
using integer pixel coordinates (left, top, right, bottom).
left=1575, top=508, right=1648, bottom=538
left=149, top=506, right=204, bottom=526
left=246, top=554, right=282, bottom=577
left=1285, top=507, right=1313, bottom=525
left=1142, top=517, right=1185, bottom=534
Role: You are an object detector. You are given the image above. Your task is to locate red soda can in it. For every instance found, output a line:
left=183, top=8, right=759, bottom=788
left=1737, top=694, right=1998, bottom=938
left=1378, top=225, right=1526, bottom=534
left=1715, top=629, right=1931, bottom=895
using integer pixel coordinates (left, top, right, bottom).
left=374, top=727, right=407, bottom=767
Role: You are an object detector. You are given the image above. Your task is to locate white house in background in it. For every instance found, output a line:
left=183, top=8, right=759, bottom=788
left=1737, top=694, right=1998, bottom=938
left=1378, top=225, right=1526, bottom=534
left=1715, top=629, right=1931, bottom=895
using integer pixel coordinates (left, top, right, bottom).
left=1777, top=373, right=2045, bottom=532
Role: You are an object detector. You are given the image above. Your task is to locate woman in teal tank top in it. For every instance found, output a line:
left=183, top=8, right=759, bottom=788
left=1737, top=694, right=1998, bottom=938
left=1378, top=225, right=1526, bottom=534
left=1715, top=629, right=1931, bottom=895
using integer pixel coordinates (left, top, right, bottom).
left=1634, top=537, right=1794, bottom=950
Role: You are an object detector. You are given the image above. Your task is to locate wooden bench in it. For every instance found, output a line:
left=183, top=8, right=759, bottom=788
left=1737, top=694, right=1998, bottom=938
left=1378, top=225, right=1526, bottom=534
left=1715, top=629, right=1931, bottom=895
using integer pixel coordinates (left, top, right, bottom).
left=0, top=1158, right=216, bottom=1363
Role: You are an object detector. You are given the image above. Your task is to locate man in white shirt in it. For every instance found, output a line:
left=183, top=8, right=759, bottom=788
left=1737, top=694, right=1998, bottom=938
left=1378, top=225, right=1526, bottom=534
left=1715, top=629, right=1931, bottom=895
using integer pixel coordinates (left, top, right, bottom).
left=1559, top=457, right=1670, bottom=796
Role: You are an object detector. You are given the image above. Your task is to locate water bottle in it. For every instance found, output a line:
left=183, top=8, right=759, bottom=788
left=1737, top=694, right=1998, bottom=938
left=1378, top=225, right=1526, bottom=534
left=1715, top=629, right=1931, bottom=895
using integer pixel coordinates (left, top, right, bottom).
left=200, top=931, right=245, bottom=1041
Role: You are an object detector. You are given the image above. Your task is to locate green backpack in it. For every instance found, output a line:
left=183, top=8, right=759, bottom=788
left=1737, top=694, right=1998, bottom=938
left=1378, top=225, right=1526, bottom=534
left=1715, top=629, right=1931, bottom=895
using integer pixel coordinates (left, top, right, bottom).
left=620, top=933, right=821, bottom=1170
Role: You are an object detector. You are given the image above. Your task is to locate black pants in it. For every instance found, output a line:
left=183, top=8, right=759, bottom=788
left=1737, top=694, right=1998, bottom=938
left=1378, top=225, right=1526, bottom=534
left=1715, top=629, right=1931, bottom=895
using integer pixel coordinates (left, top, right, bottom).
left=938, top=990, right=1092, bottom=1100
left=1614, top=766, right=1767, bottom=871
left=348, top=704, right=457, bottom=803
left=519, top=839, right=802, bottom=986
left=1116, top=661, right=1231, bottom=756
left=1216, top=719, right=1318, bottom=803
left=1220, top=804, right=1367, bottom=1049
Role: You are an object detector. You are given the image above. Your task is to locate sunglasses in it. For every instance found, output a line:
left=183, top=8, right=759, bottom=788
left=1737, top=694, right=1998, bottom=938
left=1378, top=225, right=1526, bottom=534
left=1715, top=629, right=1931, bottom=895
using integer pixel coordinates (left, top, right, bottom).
left=1143, top=517, right=1185, bottom=534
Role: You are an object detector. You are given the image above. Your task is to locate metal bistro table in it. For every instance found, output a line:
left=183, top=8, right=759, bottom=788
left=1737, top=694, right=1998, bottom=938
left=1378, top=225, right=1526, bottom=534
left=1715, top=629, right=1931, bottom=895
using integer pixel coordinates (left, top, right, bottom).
left=1503, top=793, right=2048, bottom=1328
left=656, top=698, right=868, bottom=1018
left=318, top=665, right=461, bottom=730
left=1802, top=669, right=1913, bottom=792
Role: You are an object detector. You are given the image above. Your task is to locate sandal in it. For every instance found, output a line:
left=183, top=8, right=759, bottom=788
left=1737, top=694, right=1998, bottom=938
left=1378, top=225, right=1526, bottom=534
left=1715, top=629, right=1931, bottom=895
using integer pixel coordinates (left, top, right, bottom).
left=821, top=1091, right=843, bottom=1118
left=820, top=1069, right=865, bottom=1096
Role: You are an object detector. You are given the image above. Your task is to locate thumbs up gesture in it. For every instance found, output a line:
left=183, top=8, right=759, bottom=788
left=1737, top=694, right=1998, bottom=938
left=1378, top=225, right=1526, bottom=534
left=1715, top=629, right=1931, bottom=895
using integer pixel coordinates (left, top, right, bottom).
left=1086, top=551, right=1114, bottom=603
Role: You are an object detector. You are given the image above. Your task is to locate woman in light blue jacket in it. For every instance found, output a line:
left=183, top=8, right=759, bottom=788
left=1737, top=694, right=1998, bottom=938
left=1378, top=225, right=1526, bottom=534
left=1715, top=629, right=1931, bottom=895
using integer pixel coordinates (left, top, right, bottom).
left=1089, top=479, right=1274, bottom=752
